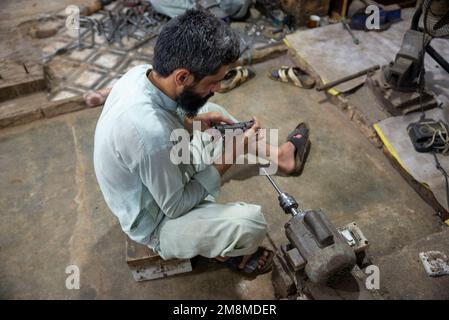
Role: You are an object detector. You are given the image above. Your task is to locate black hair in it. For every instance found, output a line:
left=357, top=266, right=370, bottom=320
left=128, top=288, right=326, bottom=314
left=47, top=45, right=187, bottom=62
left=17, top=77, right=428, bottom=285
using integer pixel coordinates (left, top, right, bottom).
left=152, top=9, right=240, bottom=81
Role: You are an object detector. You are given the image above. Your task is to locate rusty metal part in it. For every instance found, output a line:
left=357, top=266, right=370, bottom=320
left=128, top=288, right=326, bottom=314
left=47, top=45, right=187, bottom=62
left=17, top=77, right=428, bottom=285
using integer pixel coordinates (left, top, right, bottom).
left=76, top=3, right=168, bottom=49
left=366, top=66, right=438, bottom=115
left=316, top=65, right=380, bottom=91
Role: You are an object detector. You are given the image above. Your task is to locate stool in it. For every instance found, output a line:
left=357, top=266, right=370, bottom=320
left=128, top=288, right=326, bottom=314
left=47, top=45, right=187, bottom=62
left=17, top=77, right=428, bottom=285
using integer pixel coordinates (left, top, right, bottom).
left=126, top=237, right=192, bottom=281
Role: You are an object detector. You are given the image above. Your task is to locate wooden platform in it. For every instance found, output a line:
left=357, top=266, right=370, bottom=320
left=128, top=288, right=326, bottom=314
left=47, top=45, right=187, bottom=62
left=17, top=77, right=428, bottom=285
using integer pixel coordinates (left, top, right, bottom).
left=284, top=8, right=449, bottom=147
left=285, top=8, right=449, bottom=221
left=126, top=237, right=192, bottom=282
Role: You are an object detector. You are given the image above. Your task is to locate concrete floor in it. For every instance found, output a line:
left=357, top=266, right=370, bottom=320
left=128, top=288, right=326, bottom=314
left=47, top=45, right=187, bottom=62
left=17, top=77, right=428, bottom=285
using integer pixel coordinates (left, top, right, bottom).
left=0, top=55, right=447, bottom=299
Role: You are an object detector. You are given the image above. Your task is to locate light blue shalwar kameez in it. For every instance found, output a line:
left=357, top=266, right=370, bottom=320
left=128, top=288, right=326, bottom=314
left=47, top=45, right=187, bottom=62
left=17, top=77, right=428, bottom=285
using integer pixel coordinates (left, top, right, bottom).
left=93, top=65, right=266, bottom=260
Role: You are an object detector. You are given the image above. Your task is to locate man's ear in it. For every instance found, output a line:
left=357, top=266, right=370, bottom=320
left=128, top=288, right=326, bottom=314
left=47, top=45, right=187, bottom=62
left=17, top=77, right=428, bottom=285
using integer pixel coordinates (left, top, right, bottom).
left=174, top=69, right=193, bottom=87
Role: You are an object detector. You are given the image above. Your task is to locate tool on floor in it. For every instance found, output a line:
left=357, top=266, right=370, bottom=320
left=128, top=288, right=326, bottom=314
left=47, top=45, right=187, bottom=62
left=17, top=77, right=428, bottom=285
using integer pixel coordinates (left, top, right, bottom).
left=342, top=18, right=360, bottom=45
left=261, top=168, right=368, bottom=295
left=316, top=65, right=380, bottom=91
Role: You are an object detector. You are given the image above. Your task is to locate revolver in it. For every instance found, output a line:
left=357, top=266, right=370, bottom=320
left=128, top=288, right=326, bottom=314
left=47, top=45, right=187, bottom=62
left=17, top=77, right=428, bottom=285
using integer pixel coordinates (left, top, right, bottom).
left=212, top=120, right=255, bottom=136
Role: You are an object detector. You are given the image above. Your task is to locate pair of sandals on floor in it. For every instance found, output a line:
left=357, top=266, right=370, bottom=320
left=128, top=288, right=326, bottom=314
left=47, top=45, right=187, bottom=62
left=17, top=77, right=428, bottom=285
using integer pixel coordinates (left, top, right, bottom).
left=217, top=121, right=311, bottom=276
left=217, top=65, right=315, bottom=93
left=83, top=66, right=314, bottom=107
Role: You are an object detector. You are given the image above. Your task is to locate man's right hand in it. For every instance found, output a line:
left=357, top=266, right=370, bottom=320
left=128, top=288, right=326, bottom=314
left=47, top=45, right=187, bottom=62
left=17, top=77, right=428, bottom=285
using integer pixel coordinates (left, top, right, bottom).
left=184, top=111, right=235, bottom=134
left=213, top=116, right=262, bottom=176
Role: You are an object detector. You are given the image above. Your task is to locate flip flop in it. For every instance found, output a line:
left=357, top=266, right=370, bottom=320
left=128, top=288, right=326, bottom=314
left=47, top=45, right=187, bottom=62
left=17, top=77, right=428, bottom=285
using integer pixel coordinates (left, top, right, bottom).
left=268, top=66, right=315, bottom=89
left=287, top=122, right=311, bottom=176
left=221, top=247, right=274, bottom=275
left=217, top=66, right=255, bottom=93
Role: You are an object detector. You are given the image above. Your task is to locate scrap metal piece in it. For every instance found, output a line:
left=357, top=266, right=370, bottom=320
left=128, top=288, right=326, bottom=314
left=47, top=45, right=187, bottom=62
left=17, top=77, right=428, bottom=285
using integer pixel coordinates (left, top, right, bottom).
left=78, top=17, right=96, bottom=49
left=419, top=251, right=449, bottom=277
left=75, top=4, right=167, bottom=49
left=366, top=67, right=438, bottom=115
left=342, top=18, right=360, bottom=45
left=316, top=65, right=380, bottom=91
left=341, top=229, right=356, bottom=247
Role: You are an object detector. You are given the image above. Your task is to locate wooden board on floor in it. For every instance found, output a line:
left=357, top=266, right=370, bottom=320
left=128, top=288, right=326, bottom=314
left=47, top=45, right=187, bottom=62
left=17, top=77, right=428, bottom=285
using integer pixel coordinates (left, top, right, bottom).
left=374, top=108, right=449, bottom=223
left=382, top=146, right=449, bottom=223
left=0, top=94, right=86, bottom=129
left=0, top=60, right=46, bottom=103
left=126, top=237, right=161, bottom=267
left=125, top=237, right=193, bottom=281
left=285, top=8, right=449, bottom=97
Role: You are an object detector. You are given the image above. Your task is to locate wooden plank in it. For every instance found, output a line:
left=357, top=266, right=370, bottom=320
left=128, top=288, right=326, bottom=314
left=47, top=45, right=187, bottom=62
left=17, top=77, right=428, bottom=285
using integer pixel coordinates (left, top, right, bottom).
left=238, top=43, right=288, bottom=66
left=0, top=60, right=46, bottom=103
left=126, top=237, right=161, bottom=267
left=41, top=95, right=85, bottom=118
left=288, top=48, right=383, bottom=148
left=382, top=146, right=449, bottom=223
left=341, top=0, right=348, bottom=17
left=0, top=94, right=88, bottom=129
left=0, top=98, right=43, bottom=128
left=125, top=237, right=193, bottom=280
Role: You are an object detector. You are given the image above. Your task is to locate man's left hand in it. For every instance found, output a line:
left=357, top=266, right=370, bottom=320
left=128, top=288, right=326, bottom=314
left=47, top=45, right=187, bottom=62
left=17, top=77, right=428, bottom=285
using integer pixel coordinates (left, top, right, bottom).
left=184, top=111, right=235, bottom=133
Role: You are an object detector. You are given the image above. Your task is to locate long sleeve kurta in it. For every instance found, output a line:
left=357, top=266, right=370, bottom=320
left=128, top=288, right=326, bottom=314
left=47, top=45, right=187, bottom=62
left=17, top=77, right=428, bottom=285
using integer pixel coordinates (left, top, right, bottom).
left=93, top=65, right=221, bottom=245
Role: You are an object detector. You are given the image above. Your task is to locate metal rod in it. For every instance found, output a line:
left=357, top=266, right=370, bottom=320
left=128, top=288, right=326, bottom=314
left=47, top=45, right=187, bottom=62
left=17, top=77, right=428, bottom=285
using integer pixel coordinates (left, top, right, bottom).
left=261, top=168, right=283, bottom=195
left=316, top=64, right=380, bottom=91
left=342, top=21, right=359, bottom=45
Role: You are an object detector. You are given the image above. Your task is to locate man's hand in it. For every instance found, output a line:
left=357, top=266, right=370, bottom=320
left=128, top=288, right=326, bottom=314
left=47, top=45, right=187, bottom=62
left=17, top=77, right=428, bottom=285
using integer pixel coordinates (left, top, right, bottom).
left=213, top=116, right=262, bottom=176
left=184, top=112, right=235, bottom=133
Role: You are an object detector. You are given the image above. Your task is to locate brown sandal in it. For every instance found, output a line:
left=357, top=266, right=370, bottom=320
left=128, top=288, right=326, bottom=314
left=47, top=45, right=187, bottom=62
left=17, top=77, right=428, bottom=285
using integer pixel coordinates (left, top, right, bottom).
left=268, top=66, right=315, bottom=89
left=217, top=66, right=255, bottom=93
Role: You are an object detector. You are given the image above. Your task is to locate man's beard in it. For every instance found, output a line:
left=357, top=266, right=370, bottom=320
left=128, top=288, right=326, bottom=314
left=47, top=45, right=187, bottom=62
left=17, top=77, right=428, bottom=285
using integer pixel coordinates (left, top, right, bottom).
left=176, top=86, right=214, bottom=118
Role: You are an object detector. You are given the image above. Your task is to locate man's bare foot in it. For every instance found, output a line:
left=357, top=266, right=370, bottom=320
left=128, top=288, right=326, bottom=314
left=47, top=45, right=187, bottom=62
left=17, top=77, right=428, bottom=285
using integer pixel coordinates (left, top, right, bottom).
left=83, top=88, right=111, bottom=107
left=277, top=135, right=301, bottom=174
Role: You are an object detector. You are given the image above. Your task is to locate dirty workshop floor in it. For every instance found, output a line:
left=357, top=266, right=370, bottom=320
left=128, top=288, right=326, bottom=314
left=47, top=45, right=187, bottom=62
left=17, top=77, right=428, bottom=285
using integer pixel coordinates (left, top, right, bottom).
left=1, top=53, right=448, bottom=299
left=1, top=0, right=449, bottom=300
